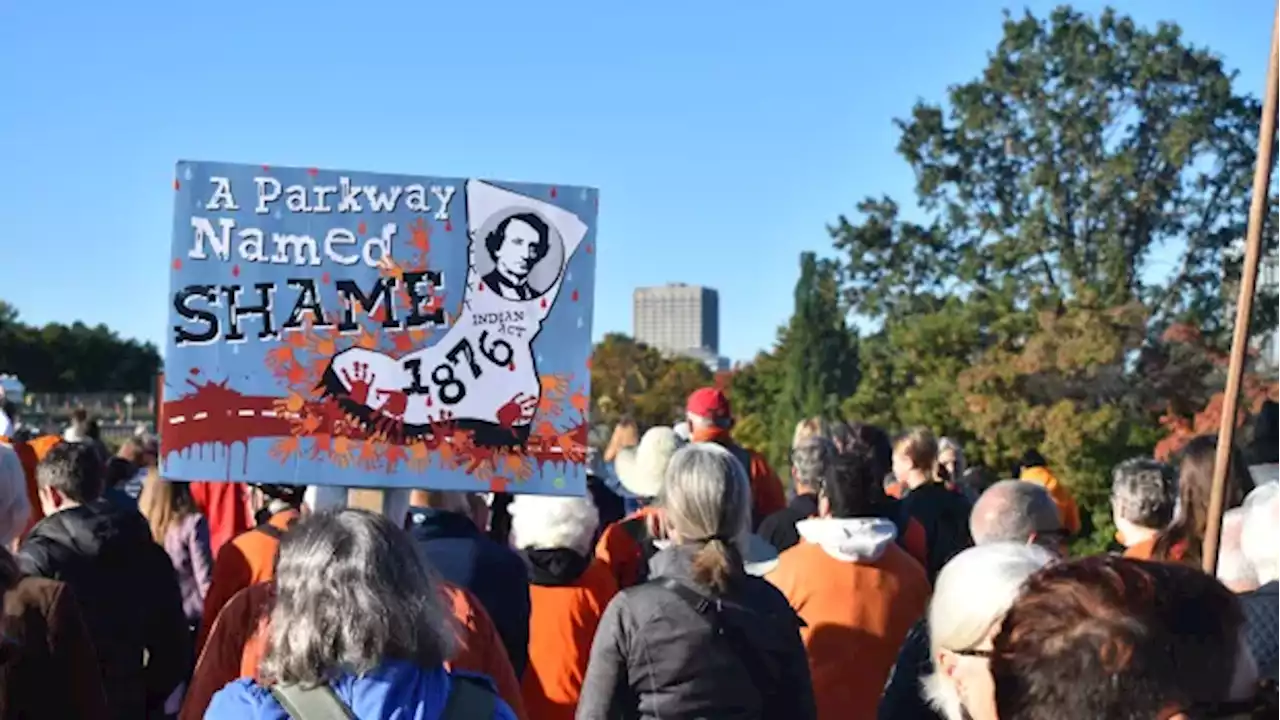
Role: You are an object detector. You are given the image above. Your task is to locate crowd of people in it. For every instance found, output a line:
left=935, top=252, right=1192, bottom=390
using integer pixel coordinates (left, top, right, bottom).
left=0, top=386, right=1275, bottom=718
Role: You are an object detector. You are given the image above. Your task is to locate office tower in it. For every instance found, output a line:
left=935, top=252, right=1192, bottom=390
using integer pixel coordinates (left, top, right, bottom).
left=633, top=284, right=720, bottom=361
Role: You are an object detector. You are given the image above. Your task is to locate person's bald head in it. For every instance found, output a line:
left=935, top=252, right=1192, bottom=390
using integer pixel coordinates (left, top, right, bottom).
left=971, top=480, right=1063, bottom=550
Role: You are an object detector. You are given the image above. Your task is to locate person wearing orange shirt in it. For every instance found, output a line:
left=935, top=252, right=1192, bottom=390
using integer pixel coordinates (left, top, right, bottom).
left=1017, top=450, right=1082, bottom=537
left=767, top=445, right=931, bottom=720
left=195, top=483, right=303, bottom=653
left=594, top=426, right=685, bottom=589
left=685, top=387, right=786, bottom=529
left=1110, top=458, right=1181, bottom=561
left=180, top=578, right=527, bottom=720
left=509, top=494, right=617, bottom=720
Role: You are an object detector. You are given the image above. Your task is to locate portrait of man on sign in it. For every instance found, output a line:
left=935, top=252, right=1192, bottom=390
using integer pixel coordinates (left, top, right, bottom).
left=481, top=212, right=552, bottom=301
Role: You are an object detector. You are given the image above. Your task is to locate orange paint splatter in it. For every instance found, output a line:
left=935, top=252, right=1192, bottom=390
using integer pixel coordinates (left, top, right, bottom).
left=489, top=477, right=510, bottom=492
left=173, top=178, right=181, bottom=191
left=357, top=221, right=367, bottom=235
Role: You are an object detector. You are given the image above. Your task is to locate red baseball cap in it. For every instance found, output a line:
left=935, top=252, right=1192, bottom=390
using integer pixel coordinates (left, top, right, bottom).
left=686, top=387, right=732, bottom=421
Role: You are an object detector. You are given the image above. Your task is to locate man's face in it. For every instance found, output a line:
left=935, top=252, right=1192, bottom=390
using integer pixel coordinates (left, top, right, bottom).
left=495, top=219, right=540, bottom=279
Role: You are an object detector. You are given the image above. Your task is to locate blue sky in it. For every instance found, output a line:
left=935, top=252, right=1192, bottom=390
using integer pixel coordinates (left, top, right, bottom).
left=0, top=1, right=1271, bottom=364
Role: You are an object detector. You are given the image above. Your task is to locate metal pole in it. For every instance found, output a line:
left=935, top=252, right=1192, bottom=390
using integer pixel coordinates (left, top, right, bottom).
left=1202, top=10, right=1279, bottom=575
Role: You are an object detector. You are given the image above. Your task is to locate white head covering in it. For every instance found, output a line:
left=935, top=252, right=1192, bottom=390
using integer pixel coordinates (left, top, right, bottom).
left=614, top=427, right=686, bottom=498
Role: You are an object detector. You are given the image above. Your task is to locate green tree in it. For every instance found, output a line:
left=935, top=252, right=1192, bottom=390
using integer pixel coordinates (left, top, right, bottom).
left=783, top=253, right=860, bottom=423
left=829, top=6, right=1276, bottom=547
left=0, top=302, right=160, bottom=392
left=589, top=334, right=714, bottom=431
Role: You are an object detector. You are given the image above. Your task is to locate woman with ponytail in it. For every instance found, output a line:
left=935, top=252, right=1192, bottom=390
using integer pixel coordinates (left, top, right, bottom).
left=577, top=443, right=816, bottom=720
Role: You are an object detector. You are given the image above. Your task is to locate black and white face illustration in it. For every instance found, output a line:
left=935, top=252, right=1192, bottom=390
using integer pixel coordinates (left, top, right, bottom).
left=482, top=213, right=557, bottom=301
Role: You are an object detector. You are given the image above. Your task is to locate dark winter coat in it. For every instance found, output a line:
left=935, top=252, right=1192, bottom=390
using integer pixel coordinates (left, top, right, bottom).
left=576, top=544, right=816, bottom=720
left=19, top=500, right=192, bottom=720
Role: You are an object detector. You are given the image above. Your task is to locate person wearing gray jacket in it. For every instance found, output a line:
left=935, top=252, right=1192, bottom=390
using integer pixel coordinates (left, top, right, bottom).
left=577, top=443, right=816, bottom=720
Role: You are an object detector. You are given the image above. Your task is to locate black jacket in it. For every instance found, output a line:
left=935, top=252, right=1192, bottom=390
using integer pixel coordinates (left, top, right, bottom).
left=19, top=501, right=192, bottom=720
left=1241, top=581, right=1278, bottom=681
left=577, top=545, right=816, bottom=720
left=757, top=494, right=819, bottom=553
left=878, top=617, right=944, bottom=720
left=900, top=483, right=974, bottom=583
left=406, top=507, right=531, bottom=678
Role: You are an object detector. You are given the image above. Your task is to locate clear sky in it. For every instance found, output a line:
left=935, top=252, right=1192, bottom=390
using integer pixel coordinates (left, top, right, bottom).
left=0, top=1, right=1271, bottom=363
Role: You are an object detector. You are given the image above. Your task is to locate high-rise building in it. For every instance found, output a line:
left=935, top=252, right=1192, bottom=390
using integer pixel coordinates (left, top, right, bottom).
left=633, top=284, right=722, bottom=367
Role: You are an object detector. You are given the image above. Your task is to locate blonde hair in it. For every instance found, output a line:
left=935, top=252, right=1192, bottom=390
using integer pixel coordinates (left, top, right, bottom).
left=895, top=427, right=939, bottom=479
left=138, top=469, right=198, bottom=544
left=792, top=417, right=831, bottom=448
left=604, top=420, right=639, bottom=463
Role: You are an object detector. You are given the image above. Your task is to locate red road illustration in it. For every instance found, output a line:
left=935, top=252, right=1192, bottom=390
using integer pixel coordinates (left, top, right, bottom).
left=161, top=379, right=587, bottom=472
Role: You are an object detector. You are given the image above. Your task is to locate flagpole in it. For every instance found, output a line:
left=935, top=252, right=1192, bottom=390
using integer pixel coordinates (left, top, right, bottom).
left=1202, top=9, right=1279, bottom=575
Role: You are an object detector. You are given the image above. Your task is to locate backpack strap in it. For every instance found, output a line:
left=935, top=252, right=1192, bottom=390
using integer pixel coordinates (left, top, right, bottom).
left=441, top=674, right=497, bottom=720
left=269, top=683, right=355, bottom=720
left=256, top=523, right=285, bottom=541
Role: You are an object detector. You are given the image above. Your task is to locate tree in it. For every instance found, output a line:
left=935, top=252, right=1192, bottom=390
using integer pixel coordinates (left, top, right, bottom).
left=783, top=253, right=860, bottom=423
left=0, top=301, right=160, bottom=392
left=829, top=6, right=1276, bottom=549
left=589, top=333, right=713, bottom=431
left=728, top=254, right=860, bottom=473
left=833, top=7, right=1276, bottom=344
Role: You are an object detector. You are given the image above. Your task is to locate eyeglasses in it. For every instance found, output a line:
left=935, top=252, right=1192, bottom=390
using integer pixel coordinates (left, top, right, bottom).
left=1180, top=678, right=1278, bottom=719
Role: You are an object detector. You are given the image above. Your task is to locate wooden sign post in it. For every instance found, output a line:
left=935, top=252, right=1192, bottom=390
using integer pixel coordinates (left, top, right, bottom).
left=1202, top=9, right=1279, bottom=575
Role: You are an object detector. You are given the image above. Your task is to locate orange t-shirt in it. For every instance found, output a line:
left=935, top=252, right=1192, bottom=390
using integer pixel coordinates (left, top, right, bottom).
left=1124, top=535, right=1189, bottom=562
left=767, top=540, right=930, bottom=720
left=181, top=580, right=528, bottom=720
left=521, top=559, right=618, bottom=720
left=594, top=506, right=660, bottom=590
left=196, top=509, right=299, bottom=654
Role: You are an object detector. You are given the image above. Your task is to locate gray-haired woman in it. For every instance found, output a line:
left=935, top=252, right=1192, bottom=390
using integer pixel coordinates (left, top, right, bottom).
left=205, top=509, right=518, bottom=720
left=577, top=443, right=816, bottom=720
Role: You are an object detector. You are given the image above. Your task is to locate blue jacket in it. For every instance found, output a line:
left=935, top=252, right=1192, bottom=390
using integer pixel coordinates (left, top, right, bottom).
left=405, top=507, right=531, bottom=678
left=205, top=661, right=518, bottom=719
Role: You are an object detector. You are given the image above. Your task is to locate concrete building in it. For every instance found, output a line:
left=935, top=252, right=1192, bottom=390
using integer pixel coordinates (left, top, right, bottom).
left=633, top=284, right=726, bottom=369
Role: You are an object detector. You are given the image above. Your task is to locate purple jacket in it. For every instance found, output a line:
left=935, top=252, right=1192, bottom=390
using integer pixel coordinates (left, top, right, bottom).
left=162, top=513, right=214, bottom=622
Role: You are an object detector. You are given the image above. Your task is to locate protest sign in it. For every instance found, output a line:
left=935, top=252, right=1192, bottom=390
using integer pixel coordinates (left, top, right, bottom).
left=162, top=161, right=597, bottom=494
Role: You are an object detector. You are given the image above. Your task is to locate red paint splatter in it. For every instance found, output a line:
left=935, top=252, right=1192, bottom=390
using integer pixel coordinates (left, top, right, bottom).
left=489, top=477, right=509, bottom=493
left=508, top=361, right=516, bottom=372
left=321, top=272, right=331, bottom=284
left=172, top=258, right=183, bottom=271
left=585, top=244, right=593, bottom=254
left=357, top=221, right=367, bottom=235
left=307, top=168, right=319, bottom=176
left=477, top=282, right=485, bottom=292
left=173, top=178, right=181, bottom=191
left=540, top=297, right=548, bottom=309
left=549, top=187, right=558, bottom=198
left=262, top=164, right=271, bottom=172
left=231, top=264, right=241, bottom=278
left=188, top=367, right=201, bottom=376
left=585, top=356, right=593, bottom=370
left=571, top=289, right=579, bottom=302
left=445, top=220, right=453, bottom=232
left=425, top=395, right=433, bottom=408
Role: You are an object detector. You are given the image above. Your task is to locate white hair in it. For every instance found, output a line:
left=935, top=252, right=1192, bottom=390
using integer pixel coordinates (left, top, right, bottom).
left=922, top=542, right=1056, bottom=720
left=509, top=494, right=600, bottom=555
left=0, top=444, right=30, bottom=548
left=1216, top=508, right=1258, bottom=590
left=1242, top=483, right=1280, bottom=585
